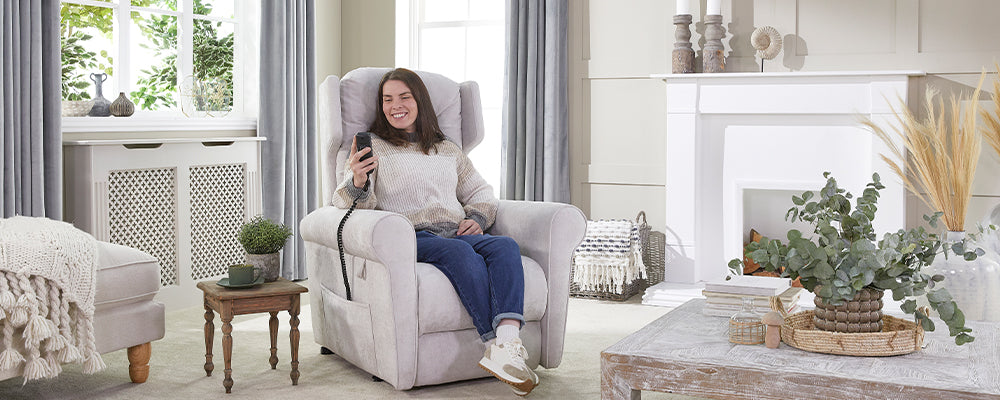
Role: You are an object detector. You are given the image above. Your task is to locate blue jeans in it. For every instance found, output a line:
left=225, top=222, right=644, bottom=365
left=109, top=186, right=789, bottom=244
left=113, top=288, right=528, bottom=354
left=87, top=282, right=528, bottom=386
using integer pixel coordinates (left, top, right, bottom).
left=415, top=231, right=525, bottom=342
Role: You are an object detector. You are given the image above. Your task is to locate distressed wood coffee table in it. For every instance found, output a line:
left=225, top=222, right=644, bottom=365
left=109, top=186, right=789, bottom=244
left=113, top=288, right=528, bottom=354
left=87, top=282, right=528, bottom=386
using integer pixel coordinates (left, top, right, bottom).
left=197, top=277, right=308, bottom=393
left=601, top=299, right=1000, bottom=400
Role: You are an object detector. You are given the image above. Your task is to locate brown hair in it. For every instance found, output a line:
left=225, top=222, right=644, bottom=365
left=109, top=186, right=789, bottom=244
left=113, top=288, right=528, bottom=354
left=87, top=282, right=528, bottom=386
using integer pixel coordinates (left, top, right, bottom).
left=368, top=68, right=445, bottom=154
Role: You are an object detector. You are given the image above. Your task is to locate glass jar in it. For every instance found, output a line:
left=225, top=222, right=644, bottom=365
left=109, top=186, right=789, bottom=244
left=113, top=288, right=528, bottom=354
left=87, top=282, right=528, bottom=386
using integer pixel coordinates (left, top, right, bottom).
left=729, top=297, right=765, bottom=344
left=923, top=231, right=1000, bottom=322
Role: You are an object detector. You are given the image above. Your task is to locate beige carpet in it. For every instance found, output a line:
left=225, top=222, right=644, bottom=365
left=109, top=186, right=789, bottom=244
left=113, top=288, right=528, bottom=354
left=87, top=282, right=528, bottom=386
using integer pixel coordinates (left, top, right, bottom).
left=0, top=292, right=706, bottom=399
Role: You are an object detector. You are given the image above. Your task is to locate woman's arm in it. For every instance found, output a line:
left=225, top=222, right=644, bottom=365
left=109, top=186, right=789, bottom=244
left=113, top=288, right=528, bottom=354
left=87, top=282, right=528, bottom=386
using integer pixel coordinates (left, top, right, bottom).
left=332, top=136, right=379, bottom=209
left=454, top=149, right=498, bottom=231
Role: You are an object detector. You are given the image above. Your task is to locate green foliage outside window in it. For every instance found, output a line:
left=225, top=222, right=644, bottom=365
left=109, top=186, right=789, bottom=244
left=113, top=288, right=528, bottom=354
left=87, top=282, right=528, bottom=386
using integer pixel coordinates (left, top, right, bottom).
left=130, top=10, right=179, bottom=110
left=59, top=0, right=234, bottom=111
left=60, top=3, right=113, bottom=100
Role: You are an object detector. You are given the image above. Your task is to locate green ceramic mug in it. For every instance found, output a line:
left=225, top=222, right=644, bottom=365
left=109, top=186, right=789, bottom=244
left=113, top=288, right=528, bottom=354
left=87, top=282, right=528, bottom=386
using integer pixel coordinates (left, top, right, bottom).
left=228, top=264, right=262, bottom=285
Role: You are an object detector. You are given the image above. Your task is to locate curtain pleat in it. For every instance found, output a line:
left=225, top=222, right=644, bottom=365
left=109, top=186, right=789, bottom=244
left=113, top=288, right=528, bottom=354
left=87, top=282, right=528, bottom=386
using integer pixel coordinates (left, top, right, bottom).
left=1, top=0, right=62, bottom=218
left=259, top=0, right=317, bottom=280
left=501, top=0, right=569, bottom=203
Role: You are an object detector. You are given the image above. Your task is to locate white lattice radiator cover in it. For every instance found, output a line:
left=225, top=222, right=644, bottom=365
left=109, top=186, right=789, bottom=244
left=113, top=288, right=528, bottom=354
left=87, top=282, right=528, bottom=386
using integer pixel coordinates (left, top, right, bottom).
left=189, top=163, right=246, bottom=280
left=63, top=137, right=264, bottom=310
left=108, top=167, right=179, bottom=286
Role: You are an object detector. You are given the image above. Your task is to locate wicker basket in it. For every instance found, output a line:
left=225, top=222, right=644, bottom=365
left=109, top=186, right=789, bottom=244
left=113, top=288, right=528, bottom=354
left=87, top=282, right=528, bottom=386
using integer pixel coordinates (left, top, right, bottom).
left=569, top=279, right=648, bottom=301
left=780, top=310, right=924, bottom=356
left=570, top=211, right=664, bottom=301
left=61, top=100, right=94, bottom=117
left=637, top=211, right=665, bottom=286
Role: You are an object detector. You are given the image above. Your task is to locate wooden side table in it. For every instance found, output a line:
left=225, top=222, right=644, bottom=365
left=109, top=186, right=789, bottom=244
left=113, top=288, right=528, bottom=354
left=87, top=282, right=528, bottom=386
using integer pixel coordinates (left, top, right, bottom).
left=197, top=277, right=308, bottom=393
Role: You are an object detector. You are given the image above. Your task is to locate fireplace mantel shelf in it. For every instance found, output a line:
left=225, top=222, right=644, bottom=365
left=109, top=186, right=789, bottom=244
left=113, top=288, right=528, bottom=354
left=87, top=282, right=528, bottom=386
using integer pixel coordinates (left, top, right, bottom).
left=651, top=70, right=926, bottom=80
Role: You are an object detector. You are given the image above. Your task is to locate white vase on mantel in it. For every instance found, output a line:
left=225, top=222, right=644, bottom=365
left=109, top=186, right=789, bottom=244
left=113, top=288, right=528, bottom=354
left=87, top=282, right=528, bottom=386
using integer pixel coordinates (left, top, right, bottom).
left=924, top=230, right=1000, bottom=322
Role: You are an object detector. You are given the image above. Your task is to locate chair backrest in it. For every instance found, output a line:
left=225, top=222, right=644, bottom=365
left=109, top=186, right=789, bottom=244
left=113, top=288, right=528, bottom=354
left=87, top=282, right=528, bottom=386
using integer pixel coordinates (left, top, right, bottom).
left=318, top=67, right=485, bottom=204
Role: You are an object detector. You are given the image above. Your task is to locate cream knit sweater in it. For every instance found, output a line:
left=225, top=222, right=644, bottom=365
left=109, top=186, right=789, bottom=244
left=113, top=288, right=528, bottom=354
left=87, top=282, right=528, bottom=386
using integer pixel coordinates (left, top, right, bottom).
left=333, top=136, right=498, bottom=238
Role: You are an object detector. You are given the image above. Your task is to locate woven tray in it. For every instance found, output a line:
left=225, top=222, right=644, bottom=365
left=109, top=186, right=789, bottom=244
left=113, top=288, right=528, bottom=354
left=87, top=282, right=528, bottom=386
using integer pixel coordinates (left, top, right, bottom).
left=780, top=310, right=924, bottom=356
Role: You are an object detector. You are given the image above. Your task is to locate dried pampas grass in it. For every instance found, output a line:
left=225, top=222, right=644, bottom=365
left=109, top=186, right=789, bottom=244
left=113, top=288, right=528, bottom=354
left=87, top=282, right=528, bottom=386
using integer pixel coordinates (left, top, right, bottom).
left=861, top=73, right=987, bottom=232
left=981, top=64, right=1000, bottom=165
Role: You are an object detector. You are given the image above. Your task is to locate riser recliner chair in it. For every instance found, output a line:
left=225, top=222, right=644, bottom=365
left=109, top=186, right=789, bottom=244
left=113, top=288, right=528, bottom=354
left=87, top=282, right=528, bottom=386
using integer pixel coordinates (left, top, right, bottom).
left=300, top=67, right=586, bottom=390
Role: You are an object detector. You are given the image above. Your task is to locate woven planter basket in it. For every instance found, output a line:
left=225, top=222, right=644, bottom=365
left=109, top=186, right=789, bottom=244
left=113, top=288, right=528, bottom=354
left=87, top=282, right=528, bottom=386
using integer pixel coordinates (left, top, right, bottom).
left=780, top=310, right=924, bottom=356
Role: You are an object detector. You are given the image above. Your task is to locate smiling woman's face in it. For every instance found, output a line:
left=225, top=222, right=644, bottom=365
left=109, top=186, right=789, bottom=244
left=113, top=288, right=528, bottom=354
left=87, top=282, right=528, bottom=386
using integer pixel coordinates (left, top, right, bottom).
left=381, top=79, right=418, bottom=133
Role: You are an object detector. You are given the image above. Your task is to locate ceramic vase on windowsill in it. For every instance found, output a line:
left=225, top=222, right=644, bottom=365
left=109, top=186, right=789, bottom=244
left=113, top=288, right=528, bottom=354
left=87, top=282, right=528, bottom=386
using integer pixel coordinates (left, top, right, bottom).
left=88, top=72, right=111, bottom=117
left=110, top=92, right=135, bottom=117
left=923, top=230, right=1000, bottom=322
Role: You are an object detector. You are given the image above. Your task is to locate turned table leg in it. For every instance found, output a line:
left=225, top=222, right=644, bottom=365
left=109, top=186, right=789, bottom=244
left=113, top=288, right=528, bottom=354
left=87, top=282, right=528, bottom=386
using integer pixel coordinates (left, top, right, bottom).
left=289, top=295, right=301, bottom=385
left=269, top=311, right=279, bottom=369
left=204, top=303, right=215, bottom=376
left=127, top=342, right=151, bottom=383
left=222, top=305, right=234, bottom=393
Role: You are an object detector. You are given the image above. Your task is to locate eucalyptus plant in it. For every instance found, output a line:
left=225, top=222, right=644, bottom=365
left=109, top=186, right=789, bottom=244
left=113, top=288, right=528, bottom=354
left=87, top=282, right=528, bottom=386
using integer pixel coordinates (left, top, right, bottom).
left=238, top=216, right=293, bottom=255
left=728, top=172, right=977, bottom=345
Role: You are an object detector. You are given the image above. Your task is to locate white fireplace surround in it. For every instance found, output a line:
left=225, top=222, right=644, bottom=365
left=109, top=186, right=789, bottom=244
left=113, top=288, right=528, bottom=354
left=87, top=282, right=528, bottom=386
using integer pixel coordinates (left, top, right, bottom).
left=652, top=71, right=924, bottom=284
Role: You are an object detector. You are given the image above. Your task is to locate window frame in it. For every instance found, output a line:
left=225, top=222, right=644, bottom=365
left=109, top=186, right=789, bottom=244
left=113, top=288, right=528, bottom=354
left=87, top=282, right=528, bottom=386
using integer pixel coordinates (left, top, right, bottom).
left=60, top=0, right=257, bottom=127
left=395, top=0, right=506, bottom=195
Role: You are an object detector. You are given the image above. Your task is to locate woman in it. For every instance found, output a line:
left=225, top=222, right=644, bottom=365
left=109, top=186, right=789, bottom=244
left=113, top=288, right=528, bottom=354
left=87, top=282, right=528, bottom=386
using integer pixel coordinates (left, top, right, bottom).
left=332, top=68, right=538, bottom=395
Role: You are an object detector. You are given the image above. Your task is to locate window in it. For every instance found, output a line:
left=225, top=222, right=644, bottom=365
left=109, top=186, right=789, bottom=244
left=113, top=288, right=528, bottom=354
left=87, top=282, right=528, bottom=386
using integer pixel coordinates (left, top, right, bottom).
left=396, top=0, right=505, bottom=195
left=60, top=0, right=258, bottom=118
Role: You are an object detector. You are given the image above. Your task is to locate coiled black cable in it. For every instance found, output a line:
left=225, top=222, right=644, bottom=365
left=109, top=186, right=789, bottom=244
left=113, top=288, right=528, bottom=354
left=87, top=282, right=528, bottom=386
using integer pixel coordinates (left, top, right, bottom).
left=336, top=180, right=369, bottom=301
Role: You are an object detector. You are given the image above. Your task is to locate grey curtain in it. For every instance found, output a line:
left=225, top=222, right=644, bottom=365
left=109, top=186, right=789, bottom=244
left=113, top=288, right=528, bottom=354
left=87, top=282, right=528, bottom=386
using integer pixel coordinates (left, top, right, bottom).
left=259, top=0, right=317, bottom=280
left=501, top=0, right=569, bottom=202
left=1, top=0, right=62, bottom=218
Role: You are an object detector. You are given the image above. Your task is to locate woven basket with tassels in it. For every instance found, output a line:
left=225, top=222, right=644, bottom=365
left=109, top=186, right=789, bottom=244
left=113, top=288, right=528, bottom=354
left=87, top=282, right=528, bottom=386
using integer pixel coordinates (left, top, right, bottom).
left=769, top=297, right=925, bottom=356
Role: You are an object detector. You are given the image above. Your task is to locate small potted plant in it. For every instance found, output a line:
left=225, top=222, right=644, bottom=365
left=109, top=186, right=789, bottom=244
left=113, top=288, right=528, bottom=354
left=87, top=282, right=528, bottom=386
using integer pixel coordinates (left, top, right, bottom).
left=728, top=172, right=978, bottom=345
left=238, top=215, right=293, bottom=282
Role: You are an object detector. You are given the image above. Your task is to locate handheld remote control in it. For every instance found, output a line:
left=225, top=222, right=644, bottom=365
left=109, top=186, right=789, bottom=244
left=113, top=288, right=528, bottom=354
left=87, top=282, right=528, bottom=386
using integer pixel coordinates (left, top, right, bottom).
left=355, top=132, right=373, bottom=162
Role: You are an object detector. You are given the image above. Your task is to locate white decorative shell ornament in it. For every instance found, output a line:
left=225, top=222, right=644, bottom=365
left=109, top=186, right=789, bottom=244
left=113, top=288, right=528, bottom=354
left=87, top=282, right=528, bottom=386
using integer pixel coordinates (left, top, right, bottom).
left=751, top=26, right=782, bottom=60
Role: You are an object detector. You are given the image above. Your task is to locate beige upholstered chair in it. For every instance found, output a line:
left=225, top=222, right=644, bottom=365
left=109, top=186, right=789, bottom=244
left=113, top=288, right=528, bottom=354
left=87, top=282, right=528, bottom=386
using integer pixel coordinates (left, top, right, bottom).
left=299, top=68, right=586, bottom=390
left=0, top=241, right=165, bottom=383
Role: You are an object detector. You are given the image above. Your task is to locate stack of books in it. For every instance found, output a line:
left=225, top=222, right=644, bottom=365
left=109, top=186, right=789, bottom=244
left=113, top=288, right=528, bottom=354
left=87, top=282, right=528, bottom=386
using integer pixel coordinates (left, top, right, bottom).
left=702, top=276, right=802, bottom=317
left=641, top=281, right=707, bottom=307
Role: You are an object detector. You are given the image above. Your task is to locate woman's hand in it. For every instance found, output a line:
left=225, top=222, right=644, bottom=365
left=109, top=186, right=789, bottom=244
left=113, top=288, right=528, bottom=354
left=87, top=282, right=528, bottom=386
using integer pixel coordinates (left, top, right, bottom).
left=457, top=219, right=483, bottom=236
left=349, top=135, right=378, bottom=188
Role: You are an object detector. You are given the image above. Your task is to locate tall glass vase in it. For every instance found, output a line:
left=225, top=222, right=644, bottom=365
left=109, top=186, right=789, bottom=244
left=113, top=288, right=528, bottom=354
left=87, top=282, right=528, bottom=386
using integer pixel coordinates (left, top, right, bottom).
left=924, top=231, right=1000, bottom=322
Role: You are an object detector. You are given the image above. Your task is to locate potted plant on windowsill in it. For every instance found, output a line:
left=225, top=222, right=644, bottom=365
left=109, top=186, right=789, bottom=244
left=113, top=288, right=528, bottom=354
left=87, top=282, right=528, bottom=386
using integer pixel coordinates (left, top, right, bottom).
left=728, top=172, right=978, bottom=345
left=238, top=215, right=293, bottom=282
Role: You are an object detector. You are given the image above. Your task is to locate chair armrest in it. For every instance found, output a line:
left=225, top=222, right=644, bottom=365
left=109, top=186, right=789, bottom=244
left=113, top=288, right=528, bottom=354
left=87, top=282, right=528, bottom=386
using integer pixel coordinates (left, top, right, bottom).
left=301, top=205, right=420, bottom=389
left=300, top=205, right=416, bottom=268
left=490, top=200, right=586, bottom=277
left=489, top=200, right=586, bottom=367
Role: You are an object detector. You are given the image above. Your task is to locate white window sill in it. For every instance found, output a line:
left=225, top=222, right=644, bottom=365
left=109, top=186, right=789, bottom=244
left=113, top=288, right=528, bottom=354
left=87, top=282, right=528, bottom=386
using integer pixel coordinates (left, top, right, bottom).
left=62, top=115, right=257, bottom=133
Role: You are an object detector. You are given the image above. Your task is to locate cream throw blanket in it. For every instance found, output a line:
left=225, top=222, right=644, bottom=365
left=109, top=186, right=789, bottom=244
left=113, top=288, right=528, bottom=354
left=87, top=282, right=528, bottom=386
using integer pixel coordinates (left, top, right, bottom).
left=0, top=216, right=105, bottom=382
left=572, top=219, right=646, bottom=294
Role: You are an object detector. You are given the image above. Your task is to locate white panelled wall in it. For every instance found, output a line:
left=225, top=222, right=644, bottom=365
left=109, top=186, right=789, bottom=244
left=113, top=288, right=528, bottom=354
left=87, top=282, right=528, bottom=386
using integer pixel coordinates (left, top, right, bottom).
left=567, top=0, right=1000, bottom=285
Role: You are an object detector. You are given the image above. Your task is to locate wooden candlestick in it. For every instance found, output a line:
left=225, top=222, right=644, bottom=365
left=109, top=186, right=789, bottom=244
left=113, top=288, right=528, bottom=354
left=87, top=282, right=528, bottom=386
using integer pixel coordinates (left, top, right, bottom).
left=703, top=14, right=726, bottom=73
left=672, top=14, right=695, bottom=74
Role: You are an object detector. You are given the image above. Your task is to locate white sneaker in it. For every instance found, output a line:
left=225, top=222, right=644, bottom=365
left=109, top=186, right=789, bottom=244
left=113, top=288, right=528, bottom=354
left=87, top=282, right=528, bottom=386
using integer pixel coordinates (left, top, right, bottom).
left=478, top=338, right=538, bottom=395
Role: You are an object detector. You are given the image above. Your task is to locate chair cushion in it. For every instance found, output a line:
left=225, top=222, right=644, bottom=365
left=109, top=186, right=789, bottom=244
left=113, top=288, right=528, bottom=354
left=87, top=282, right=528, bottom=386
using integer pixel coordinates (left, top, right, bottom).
left=416, top=255, right=548, bottom=335
left=339, top=68, right=465, bottom=149
left=94, top=241, right=160, bottom=307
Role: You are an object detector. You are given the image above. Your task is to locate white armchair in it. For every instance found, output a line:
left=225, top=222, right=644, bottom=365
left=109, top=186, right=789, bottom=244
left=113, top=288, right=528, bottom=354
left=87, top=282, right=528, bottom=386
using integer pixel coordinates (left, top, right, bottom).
left=299, top=68, right=586, bottom=390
